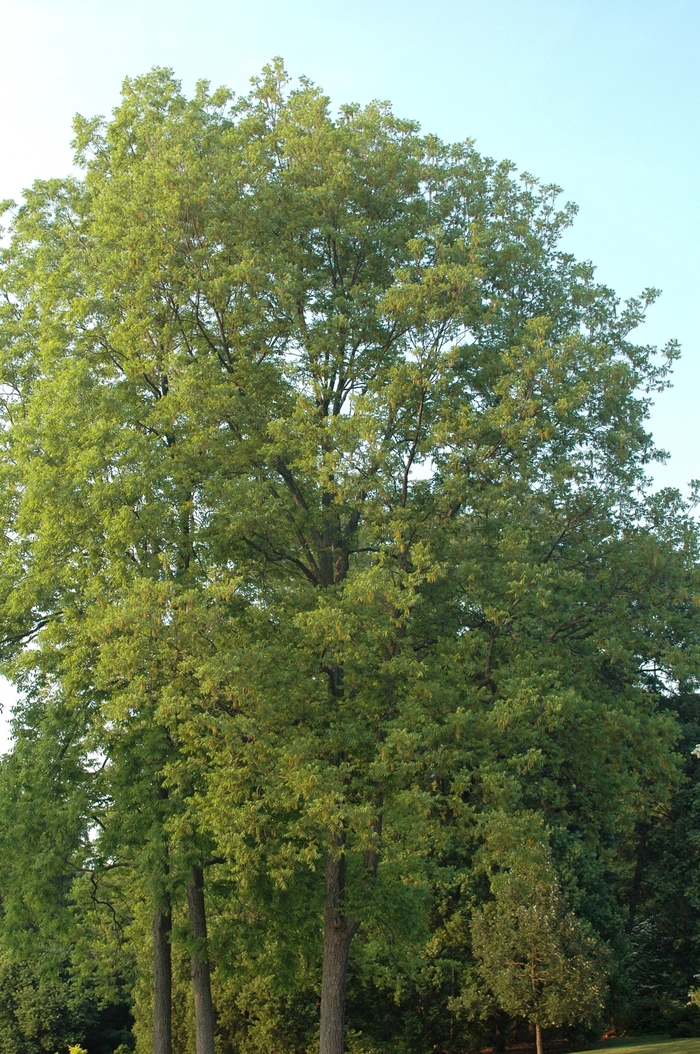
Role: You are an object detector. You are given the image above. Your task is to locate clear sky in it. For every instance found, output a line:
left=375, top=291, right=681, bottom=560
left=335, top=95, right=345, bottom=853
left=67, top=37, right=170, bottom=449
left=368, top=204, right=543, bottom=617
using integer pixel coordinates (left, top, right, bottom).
left=0, top=0, right=698, bottom=747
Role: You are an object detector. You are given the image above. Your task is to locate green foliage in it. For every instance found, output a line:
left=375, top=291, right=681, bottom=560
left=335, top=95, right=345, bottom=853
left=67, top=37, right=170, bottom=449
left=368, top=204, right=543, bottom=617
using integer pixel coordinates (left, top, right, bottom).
left=0, top=953, right=132, bottom=1054
left=0, top=59, right=697, bottom=1054
left=471, top=858, right=606, bottom=1029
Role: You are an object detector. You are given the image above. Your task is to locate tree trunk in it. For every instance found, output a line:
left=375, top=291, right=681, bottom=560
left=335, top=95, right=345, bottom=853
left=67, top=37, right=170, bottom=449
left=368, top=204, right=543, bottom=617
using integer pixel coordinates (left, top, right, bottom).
left=494, top=1010, right=508, bottom=1053
left=152, top=905, right=172, bottom=1054
left=187, top=865, right=216, bottom=1054
left=535, top=1023, right=543, bottom=1054
left=626, top=822, right=648, bottom=933
left=319, top=847, right=359, bottom=1054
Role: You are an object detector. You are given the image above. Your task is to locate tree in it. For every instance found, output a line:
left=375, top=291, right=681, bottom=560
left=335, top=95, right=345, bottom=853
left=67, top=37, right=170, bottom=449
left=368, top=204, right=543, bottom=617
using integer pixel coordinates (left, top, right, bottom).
left=0, top=60, right=697, bottom=1054
left=0, top=677, right=134, bottom=1054
left=472, top=857, right=606, bottom=1054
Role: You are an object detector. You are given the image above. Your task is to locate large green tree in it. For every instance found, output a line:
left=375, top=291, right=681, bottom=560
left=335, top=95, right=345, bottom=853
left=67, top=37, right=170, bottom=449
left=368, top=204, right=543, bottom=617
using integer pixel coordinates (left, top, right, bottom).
left=0, top=61, right=698, bottom=1054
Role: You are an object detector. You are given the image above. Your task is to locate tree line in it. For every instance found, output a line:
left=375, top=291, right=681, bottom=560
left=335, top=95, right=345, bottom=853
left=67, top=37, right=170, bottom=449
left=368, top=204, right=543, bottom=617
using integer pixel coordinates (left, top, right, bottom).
left=0, top=61, right=699, bottom=1054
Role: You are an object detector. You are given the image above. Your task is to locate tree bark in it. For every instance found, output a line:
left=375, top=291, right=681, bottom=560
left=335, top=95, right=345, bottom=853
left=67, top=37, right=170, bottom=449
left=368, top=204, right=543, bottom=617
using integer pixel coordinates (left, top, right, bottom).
left=152, top=905, right=172, bottom=1054
left=535, top=1023, right=543, bottom=1054
left=319, top=846, right=359, bottom=1054
left=187, top=865, right=216, bottom=1054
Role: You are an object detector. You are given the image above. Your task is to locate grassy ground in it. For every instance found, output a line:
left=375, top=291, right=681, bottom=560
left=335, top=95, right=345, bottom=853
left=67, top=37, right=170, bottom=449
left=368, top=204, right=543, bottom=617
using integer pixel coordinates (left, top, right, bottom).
left=571, top=1038, right=700, bottom=1054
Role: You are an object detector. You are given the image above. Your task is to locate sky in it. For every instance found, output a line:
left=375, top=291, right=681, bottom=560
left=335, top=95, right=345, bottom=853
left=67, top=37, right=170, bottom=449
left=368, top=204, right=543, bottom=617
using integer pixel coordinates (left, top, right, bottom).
left=0, top=0, right=698, bottom=747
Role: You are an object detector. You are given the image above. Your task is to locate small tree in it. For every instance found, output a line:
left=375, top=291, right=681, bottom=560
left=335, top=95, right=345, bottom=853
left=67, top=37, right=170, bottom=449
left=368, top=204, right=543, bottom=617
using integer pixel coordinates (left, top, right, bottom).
left=472, top=863, right=606, bottom=1054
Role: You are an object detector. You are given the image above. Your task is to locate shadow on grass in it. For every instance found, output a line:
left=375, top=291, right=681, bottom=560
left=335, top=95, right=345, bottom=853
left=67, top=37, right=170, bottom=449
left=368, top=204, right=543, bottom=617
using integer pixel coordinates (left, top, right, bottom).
left=572, top=1037, right=700, bottom=1054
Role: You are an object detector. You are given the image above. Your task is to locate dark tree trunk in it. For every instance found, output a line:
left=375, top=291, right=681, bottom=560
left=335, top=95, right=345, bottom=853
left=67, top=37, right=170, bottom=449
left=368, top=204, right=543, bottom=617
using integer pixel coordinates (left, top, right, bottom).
left=187, top=865, right=216, bottom=1054
left=626, top=822, right=648, bottom=933
left=319, top=847, right=359, bottom=1054
left=152, top=905, right=172, bottom=1054
left=494, top=1010, right=508, bottom=1053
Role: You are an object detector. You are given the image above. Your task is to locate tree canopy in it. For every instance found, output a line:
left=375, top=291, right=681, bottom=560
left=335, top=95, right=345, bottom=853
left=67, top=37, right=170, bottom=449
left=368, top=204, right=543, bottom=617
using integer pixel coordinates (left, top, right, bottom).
left=0, top=61, right=699, bottom=1054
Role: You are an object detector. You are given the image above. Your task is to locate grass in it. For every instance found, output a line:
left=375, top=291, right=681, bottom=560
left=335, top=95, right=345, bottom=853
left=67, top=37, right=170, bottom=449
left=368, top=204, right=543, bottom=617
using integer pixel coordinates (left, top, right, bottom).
left=571, top=1038, right=700, bottom=1054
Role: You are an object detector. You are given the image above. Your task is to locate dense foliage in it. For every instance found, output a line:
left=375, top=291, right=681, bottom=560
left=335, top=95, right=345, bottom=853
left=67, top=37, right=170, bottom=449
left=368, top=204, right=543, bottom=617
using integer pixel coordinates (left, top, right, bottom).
left=0, top=62, right=699, bottom=1054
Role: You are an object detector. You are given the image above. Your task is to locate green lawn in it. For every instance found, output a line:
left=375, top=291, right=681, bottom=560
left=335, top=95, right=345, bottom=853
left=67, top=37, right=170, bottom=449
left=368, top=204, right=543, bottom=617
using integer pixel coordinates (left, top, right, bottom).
left=571, top=1038, right=700, bottom=1054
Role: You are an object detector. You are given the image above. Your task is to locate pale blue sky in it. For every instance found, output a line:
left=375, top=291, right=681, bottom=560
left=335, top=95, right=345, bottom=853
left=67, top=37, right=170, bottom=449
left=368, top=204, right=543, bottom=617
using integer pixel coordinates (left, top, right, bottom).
left=0, top=0, right=698, bottom=746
